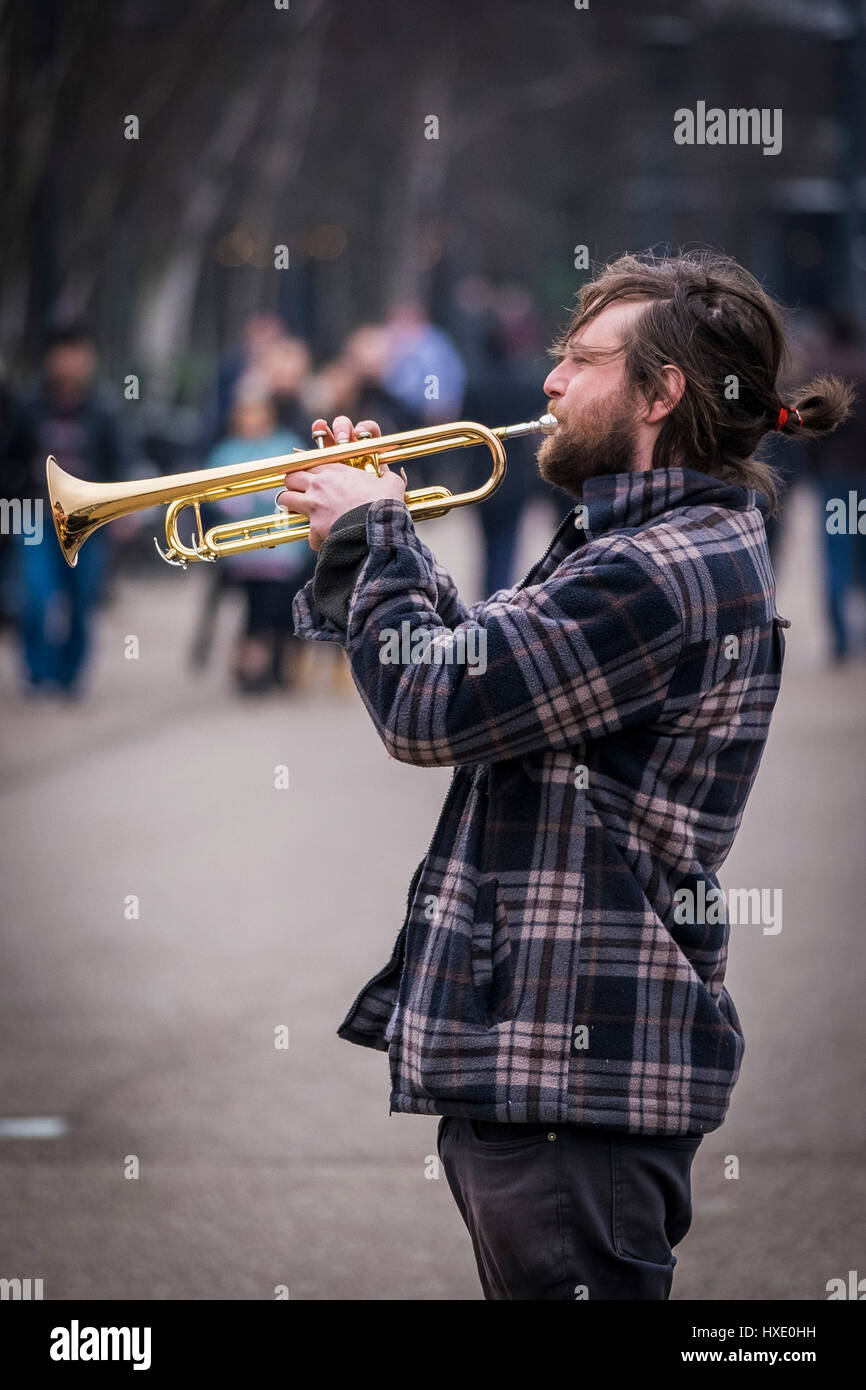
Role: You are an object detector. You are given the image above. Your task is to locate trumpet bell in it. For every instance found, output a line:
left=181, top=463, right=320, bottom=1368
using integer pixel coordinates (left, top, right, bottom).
left=46, top=455, right=102, bottom=568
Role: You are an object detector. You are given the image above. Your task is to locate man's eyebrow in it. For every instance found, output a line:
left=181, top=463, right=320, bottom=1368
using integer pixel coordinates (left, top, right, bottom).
left=565, top=336, right=622, bottom=359
left=547, top=325, right=627, bottom=362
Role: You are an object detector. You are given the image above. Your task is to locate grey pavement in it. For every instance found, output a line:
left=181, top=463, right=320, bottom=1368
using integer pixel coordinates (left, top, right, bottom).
left=0, top=487, right=864, bottom=1300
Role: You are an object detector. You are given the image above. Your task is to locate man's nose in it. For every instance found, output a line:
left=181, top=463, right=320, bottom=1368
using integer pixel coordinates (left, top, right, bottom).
left=542, top=365, right=566, bottom=399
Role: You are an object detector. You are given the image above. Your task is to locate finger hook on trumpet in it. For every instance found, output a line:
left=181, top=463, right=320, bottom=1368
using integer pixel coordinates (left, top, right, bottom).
left=154, top=537, right=188, bottom=569
left=189, top=535, right=216, bottom=562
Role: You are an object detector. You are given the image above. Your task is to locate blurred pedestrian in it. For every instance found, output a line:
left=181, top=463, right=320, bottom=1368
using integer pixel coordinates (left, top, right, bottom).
left=204, top=383, right=313, bottom=694
left=2, top=324, right=131, bottom=697
left=803, top=312, right=866, bottom=663
left=381, top=300, right=466, bottom=424
left=312, top=326, right=419, bottom=438
left=0, top=349, right=15, bottom=629
left=201, top=311, right=289, bottom=450
left=462, top=317, right=549, bottom=594
left=264, top=335, right=313, bottom=438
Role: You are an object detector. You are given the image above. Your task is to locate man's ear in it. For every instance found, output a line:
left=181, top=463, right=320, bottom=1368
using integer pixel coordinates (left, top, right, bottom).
left=645, top=364, right=686, bottom=424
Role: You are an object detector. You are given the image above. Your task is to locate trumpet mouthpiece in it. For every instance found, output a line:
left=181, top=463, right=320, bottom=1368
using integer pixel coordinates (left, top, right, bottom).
left=499, top=413, right=558, bottom=440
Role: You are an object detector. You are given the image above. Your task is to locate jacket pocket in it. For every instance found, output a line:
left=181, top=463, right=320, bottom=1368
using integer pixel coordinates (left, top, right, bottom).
left=469, top=875, right=514, bottom=1027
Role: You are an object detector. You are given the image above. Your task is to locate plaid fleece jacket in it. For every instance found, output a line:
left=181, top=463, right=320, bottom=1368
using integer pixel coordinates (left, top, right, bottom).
left=292, top=467, right=788, bottom=1135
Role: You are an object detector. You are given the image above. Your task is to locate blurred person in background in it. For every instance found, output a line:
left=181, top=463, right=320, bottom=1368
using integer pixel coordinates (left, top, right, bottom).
left=265, top=335, right=314, bottom=438
left=312, top=326, right=419, bottom=437
left=1, top=324, right=131, bottom=698
left=201, top=311, right=289, bottom=450
left=803, top=311, right=866, bottom=663
left=358, top=303, right=466, bottom=496
left=192, top=320, right=313, bottom=680
left=0, top=350, right=14, bottom=630
left=381, top=299, right=466, bottom=424
left=204, top=381, right=313, bottom=694
left=462, top=305, right=550, bottom=594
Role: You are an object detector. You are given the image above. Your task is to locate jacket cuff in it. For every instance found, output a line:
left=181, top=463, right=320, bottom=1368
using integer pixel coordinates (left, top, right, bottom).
left=293, top=498, right=422, bottom=641
left=343, top=498, right=435, bottom=642
left=293, top=503, right=371, bottom=640
left=308, top=503, right=372, bottom=630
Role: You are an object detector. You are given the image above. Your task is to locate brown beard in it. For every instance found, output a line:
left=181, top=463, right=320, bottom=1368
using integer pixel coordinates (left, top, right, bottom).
left=536, top=390, right=640, bottom=499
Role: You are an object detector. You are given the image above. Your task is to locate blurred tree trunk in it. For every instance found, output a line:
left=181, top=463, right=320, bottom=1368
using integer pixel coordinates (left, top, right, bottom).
left=381, top=65, right=454, bottom=311
left=0, top=0, right=99, bottom=361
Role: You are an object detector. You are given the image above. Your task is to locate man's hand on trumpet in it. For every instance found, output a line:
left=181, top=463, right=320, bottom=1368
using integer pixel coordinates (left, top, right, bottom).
left=277, top=415, right=407, bottom=551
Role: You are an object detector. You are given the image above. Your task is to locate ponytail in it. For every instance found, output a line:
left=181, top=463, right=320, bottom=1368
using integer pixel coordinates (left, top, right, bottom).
left=778, top=374, right=856, bottom=438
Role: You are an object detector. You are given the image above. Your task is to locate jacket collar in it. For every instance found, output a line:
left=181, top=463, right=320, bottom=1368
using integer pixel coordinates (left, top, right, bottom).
left=522, top=467, right=766, bottom=590
left=578, top=467, right=765, bottom=543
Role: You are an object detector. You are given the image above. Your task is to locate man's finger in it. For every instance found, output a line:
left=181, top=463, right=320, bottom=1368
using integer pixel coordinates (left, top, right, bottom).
left=310, top=417, right=335, bottom=448
left=277, top=488, right=310, bottom=513
left=282, top=468, right=312, bottom=490
left=355, top=419, right=382, bottom=438
left=331, top=415, right=355, bottom=443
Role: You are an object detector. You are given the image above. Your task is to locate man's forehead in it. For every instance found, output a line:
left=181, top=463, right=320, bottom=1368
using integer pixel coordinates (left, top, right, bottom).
left=569, top=298, right=648, bottom=349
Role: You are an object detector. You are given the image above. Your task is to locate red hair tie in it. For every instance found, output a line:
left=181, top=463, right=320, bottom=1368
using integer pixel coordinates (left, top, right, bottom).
left=775, top=406, right=802, bottom=431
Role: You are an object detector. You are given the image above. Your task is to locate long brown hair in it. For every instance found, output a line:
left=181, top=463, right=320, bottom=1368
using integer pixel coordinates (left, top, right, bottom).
left=552, top=250, right=855, bottom=514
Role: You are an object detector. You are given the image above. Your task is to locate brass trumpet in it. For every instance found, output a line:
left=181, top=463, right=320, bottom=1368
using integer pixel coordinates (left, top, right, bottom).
left=46, top=414, right=557, bottom=568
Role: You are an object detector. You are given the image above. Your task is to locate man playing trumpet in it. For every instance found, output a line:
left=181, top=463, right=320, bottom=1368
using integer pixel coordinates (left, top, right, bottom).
left=281, top=250, right=851, bottom=1301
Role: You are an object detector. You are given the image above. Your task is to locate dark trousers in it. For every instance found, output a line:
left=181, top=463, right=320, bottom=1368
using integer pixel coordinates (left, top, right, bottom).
left=437, top=1116, right=702, bottom=1301
left=820, top=479, right=866, bottom=659
left=18, top=530, right=107, bottom=689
